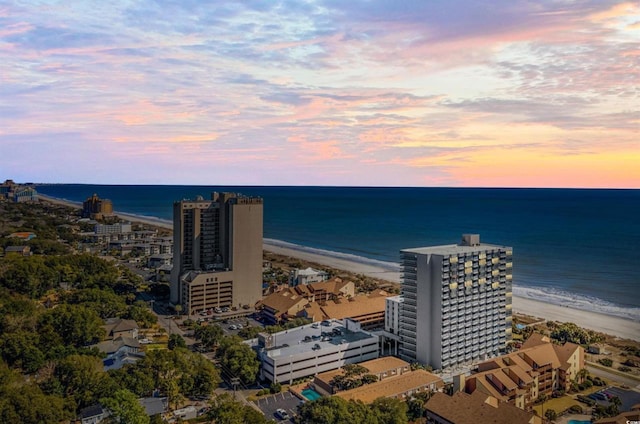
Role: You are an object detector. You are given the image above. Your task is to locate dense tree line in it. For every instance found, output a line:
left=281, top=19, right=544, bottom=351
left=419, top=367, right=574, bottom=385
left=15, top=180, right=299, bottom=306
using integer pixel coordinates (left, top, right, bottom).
left=296, top=396, right=408, bottom=424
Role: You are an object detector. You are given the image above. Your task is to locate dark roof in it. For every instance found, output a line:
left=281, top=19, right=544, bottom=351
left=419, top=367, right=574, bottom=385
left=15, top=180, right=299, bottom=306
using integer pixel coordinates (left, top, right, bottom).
left=79, top=404, right=104, bottom=419
left=139, top=397, right=167, bottom=416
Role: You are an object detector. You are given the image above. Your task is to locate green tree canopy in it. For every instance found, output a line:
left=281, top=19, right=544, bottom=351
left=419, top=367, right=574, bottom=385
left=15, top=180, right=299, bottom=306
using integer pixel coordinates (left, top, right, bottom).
left=38, top=304, right=104, bottom=348
left=195, top=323, right=224, bottom=350
left=217, top=336, right=259, bottom=385
left=101, top=389, right=150, bottom=424
left=209, top=393, right=271, bottom=424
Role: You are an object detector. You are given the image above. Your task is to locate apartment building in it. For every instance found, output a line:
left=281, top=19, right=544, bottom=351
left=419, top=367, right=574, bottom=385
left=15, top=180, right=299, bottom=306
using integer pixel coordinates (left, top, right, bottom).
left=399, top=234, right=512, bottom=369
left=464, top=333, right=584, bottom=409
left=170, top=192, right=263, bottom=314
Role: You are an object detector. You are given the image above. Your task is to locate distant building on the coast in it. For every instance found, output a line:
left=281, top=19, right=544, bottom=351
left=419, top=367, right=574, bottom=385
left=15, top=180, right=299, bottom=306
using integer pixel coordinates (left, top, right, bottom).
left=398, top=234, right=513, bottom=370
left=170, top=192, right=263, bottom=314
left=82, top=193, right=113, bottom=219
left=0, top=180, right=38, bottom=202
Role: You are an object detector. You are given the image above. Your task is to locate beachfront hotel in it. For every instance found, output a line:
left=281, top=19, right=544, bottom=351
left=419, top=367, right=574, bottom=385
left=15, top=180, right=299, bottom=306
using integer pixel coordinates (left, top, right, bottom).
left=170, top=192, right=263, bottom=314
left=399, top=234, right=513, bottom=369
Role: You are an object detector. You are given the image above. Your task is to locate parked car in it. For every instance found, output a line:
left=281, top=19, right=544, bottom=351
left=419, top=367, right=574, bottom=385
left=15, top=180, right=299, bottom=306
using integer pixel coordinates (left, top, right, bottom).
left=275, top=408, right=290, bottom=420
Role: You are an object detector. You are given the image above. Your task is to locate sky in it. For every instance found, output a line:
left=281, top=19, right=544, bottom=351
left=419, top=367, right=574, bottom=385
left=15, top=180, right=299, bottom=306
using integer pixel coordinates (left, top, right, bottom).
left=1, top=1, right=638, bottom=188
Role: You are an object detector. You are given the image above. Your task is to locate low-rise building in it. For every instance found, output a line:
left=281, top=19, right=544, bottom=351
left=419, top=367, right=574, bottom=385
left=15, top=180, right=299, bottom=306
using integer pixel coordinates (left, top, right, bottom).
left=336, top=369, right=443, bottom=404
left=259, top=278, right=356, bottom=324
left=313, top=356, right=412, bottom=395
left=425, top=391, right=542, bottom=424
left=148, top=253, right=173, bottom=269
left=290, top=267, right=330, bottom=286
left=12, top=186, right=38, bottom=202
left=4, top=245, right=31, bottom=257
left=257, top=319, right=379, bottom=384
left=311, top=292, right=388, bottom=330
left=7, top=231, right=37, bottom=241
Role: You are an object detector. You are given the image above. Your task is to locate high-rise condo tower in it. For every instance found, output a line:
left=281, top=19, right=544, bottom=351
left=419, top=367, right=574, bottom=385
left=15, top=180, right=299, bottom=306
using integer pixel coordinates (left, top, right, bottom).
left=399, top=234, right=512, bottom=369
left=170, top=192, right=263, bottom=314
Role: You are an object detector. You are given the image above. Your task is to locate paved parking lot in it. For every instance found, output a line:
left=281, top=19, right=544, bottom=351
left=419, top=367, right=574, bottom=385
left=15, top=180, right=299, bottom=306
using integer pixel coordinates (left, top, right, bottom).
left=217, top=316, right=264, bottom=335
left=254, top=391, right=301, bottom=423
left=598, top=386, right=640, bottom=412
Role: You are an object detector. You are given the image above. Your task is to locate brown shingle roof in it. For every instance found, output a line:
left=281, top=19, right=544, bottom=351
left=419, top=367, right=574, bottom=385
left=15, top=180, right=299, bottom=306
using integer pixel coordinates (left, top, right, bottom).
left=426, top=391, right=541, bottom=424
left=320, top=294, right=387, bottom=320
left=260, top=290, right=307, bottom=315
left=336, top=370, right=442, bottom=404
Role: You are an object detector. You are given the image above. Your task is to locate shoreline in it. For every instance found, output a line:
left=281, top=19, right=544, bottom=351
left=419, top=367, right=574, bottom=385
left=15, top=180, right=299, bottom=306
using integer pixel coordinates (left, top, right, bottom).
left=262, top=241, right=640, bottom=342
left=39, top=194, right=640, bottom=341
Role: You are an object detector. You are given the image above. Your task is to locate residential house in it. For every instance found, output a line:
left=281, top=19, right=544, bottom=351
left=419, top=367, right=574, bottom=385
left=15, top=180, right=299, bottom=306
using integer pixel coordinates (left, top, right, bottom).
left=78, top=404, right=109, bottom=424
left=4, top=245, right=31, bottom=257
left=94, top=336, right=144, bottom=371
left=104, top=318, right=139, bottom=340
left=290, top=267, right=330, bottom=286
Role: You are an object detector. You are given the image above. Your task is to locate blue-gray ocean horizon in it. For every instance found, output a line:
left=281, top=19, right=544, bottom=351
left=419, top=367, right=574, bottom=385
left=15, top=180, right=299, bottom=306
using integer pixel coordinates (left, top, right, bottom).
left=36, top=184, right=640, bottom=321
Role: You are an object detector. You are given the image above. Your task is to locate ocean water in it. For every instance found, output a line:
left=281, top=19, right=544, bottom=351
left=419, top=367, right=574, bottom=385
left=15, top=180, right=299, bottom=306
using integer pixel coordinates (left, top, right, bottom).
left=35, top=185, right=640, bottom=321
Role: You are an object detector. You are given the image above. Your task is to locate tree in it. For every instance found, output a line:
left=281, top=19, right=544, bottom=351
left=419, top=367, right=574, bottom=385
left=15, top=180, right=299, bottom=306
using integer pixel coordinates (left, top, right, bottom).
left=108, top=365, right=156, bottom=398
left=0, top=331, right=45, bottom=373
left=168, top=334, right=186, bottom=350
left=370, top=397, right=408, bottom=424
left=209, top=394, right=271, bottom=424
left=0, top=383, right=70, bottom=424
left=37, top=304, right=104, bottom=348
left=217, top=336, right=259, bottom=385
left=51, top=354, right=116, bottom=410
left=296, top=397, right=382, bottom=424
left=101, top=389, right=150, bottom=424
left=195, top=324, right=223, bottom=350
left=66, top=288, right=127, bottom=319
left=544, top=409, right=557, bottom=421
left=125, top=301, right=157, bottom=328
left=406, top=398, right=426, bottom=422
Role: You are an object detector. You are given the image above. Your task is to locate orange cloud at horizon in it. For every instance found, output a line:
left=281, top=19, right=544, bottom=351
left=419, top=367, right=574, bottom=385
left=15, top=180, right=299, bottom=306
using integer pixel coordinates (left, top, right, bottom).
left=445, top=148, right=640, bottom=188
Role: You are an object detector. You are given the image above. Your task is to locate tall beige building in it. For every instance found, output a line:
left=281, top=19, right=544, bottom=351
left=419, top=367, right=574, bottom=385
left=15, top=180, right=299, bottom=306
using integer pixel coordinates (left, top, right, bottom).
left=170, top=192, right=263, bottom=314
left=400, top=234, right=513, bottom=370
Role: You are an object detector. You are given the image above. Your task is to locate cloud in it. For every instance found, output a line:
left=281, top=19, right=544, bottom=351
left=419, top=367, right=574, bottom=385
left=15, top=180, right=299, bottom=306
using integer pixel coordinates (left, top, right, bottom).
left=0, top=0, right=637, bottom=187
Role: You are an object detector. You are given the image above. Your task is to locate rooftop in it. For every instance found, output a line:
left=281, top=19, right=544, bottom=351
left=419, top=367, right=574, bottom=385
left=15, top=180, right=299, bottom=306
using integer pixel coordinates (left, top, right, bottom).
left=260, top=319, right=377, bottom=360
left=336, top=369, right=443, bottom=404
left=426, top=391, right=541, bottom=424
left=402, top=243, right=510, bottom=256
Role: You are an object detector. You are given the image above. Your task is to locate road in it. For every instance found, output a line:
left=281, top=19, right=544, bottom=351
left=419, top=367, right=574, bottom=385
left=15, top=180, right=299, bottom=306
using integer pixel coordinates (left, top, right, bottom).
left=586, top=363, right=640, bottom=390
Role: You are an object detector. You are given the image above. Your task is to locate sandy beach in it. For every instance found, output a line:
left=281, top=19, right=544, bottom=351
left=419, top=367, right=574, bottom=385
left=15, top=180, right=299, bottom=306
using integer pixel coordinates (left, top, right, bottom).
left=264, top=241, right=640, bottom=341
left=39, top=194, right=640, bottom=341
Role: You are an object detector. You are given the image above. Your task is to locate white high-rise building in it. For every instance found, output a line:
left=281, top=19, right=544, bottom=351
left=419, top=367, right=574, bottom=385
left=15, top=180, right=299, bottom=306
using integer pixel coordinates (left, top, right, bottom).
left=399, top=234, right=512, bottom=370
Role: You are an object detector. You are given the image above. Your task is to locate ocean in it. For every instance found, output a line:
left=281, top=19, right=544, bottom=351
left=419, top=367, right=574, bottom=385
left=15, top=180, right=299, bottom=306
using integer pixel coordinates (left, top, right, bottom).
left=35, top=184, right=640, bottom=321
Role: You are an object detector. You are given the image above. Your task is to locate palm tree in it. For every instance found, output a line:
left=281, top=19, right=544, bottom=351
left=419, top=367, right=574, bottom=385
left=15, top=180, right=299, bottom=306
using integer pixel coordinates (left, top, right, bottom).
left=577, top=368, right=589, bottom=383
